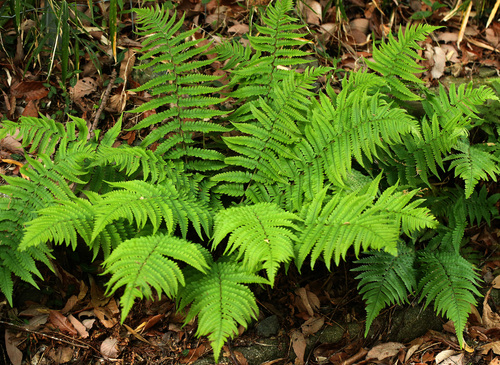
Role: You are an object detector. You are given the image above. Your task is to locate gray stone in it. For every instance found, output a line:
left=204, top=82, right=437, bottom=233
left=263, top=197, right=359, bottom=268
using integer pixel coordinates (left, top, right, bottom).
left=386, top=305, right=443, bottom=343
left=193, top=338, right=286, bottom=365
left=255, top=315, right=280, bottom=337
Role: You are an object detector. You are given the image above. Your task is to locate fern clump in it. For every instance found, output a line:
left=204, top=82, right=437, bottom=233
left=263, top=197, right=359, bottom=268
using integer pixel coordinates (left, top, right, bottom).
left=1, top=0, right=498, bottom=360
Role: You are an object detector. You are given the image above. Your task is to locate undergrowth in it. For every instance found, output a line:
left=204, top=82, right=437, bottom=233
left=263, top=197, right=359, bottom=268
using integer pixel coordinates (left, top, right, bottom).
left=1, top=0, right=499, bottom=360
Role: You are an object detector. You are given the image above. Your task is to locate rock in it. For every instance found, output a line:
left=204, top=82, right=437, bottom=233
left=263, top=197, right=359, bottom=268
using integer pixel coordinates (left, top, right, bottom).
left=386, top=305, right=443, bottom=343
left=255, top=315, right=280, bottom=337
left=193, top=338, right=287, bottom=365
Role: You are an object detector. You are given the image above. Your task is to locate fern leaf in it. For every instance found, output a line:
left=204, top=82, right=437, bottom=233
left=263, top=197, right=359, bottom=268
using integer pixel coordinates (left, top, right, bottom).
left=353, top=243, right=417, bottom=335
left=418, top=251, right=481, bottom=348
left=103, top=234, right=209, bottom=320
left=213, top=203, right=300, bottom=282
left=179, top=259, right=269, bottom=363
left=296, top=183, right=401, bottom=270
left=445, top=140, right=500, bottom=198
left=92, top=180, right=212, bottom=241
left=366, top=24, right=440, bottom=100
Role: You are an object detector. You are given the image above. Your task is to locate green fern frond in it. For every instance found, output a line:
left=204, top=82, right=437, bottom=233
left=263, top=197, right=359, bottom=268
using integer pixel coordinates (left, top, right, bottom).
left=353, top=243, right=417, bottom=336
left=103, top=233, right=209, bottom=320
left=90, top=145, right=171, bottom=182
left=92, top=179, right=212, bottom=241
left=366, top=24, right=440, bottom=100
left=128, top=5, right=228, bottom=159
left=424, top=83, right=498, bottom=124
left=307, top=84, right=419, bottom=184
left=445, top=140, right=500, bottom=198
left=418, top=251, right=481, bottom=348
left=213, top=203, right=300, bottom=282
left=179, top=259, right=269, bottom=363
left=20, top=199, right=95, bottom=251
left=296, top=183, right=400, bottom=270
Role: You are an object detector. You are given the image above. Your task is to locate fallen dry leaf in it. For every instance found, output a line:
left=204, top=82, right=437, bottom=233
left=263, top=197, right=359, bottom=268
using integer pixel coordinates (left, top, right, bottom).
left=21, top=100, right=39, bottom=117
left=435, top=349, right=456, bottom=363
left=481, top=341, right=500, bottom=355
left=180, top=344, right=207, bottom=364
left=367, top=342, right=404, bottom=361
left=100, top=337, right=120, bottom=359
left=94, top=306, right=118, bottom=328
left=47, top=346, right=73, bottom=364
left=71, top=77, right=98, bottom=100
left=439, top=353, right=465, bottom=365
left=431, top=46, right=446, bottom=79
left=10, top=81, right=49, bottom=101
left=68, top=314, right=89, bottom=338
left=5, top=329, right=23, bottom=365
left=301, top=316, right=324, bottom=336
left=0, top=135, right=23, bottom=154
left=300, top=0, right=322, bottom=25
left=49, top=310, right=78, bottom=335
left=291, top=329, right=306, bottom=365
left=483, top=288, right=500, bottom=329
left=119, top=48, right=136, bottom=81
left=228, top=23, right=249, bottom=34
left=295, top=287, right=320, bottom=317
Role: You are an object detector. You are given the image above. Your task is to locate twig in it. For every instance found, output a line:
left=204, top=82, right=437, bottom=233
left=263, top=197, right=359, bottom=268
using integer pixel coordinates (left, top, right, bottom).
left=0, top=320, right=91, bottom=350
left=89, top=69, right=117, bottom=140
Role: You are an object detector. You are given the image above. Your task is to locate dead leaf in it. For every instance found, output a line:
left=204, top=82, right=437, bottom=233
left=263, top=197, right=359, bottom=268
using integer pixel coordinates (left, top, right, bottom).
left=123, top=323, right=150, bottom=344
left=483, top=288, right=500, bottom=329
left=90, top=276, right=110, bottom=307
left=482, top=341, right=500, bottom=355
left=431, top=46, right=446, bottom=79
left=295, top=287, right=320, bottom=316
left=490, top=357, right=500, bottom=365
left=68, top=314, right=89, bottom=338
left=71, top=77, right=98, bottom=100
left=179, top=344, right=207, bottom=364
left=366, top=342, right=404, bottom=361
left=300, top=0, right=322, bottom=25
left=61, top=295, right=79, bottom=314
left=100, top=337, right=120, bottom=360
left=234, top=351, right=248, bottom=365
left=23, top=314, right=49, bottom=331
left=10, top=81, right=48, bottom=101
left=439, top=353, right=465, bottom=365
left=48, top=310, right=78, bottom=335
left=5, top=329, right=23, bottom=365
left=47, top=347, right=73, bottom=364
left=119, top=48, right=136, bottom=81
left=21, top=100, right=38, bottom=117
left=291, top=329, right=306, bottom=365
left=0, top=135, right=23, bottom=154
left=437, top=32, right=458, bottom=43
left=435, top=349, right=456, bottom=363
left=228, top=23, right=249, bottom=34
left=301, top=316, right=324, bottom=336
left=94, top=306, right=118, bottom=328
left=349, top=18, right=370, bottom=34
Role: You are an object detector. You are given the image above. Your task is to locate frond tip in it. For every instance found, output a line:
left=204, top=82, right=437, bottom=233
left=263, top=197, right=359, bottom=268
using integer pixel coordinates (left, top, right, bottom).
left=213, top=203, right=300, bottom=282
left=179, top=259, right=269, bottom=363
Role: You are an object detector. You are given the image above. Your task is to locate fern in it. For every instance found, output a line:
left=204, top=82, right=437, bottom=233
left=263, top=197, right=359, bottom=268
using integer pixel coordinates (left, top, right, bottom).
left=127, top=5, right=229, bottom=160
left=103, top=234, right=209, bottom=319
left=445, top=139, right=500, bottom=198
left=178, top=258, right=269, bottom=363
left=366, top=24, right=441, bottom=100
left=353, top=243, right=417, bottom=335
left=418, top=250, right=481, bottom=347
left=213, top=203, right=300, bottom=282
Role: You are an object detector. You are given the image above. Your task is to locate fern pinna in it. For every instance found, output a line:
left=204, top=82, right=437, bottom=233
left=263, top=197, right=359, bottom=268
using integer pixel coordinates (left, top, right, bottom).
left=1, top=0, right=498, bottom=361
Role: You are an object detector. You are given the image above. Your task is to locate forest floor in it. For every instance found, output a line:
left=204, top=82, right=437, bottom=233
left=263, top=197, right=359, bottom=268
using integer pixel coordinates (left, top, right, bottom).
left=1, top=0, right=500, bottom=364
